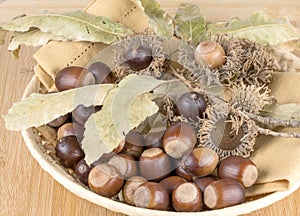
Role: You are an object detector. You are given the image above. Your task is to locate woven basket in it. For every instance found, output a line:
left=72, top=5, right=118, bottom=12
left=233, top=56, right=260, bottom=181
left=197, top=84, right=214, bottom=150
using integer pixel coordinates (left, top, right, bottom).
left=21, top=75, right=300, bottom=216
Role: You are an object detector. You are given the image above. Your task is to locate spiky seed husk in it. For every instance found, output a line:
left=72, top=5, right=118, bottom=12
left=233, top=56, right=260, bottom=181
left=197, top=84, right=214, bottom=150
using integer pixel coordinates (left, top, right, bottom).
left=215, top=34, right=276, bottom=86
left=228, top=83, right=272, bottom=114
left=198, top=103, right=258, bottom=160
left=177, top=42, right=221, bottom=88
left=112, top=32, right=168, bottom=80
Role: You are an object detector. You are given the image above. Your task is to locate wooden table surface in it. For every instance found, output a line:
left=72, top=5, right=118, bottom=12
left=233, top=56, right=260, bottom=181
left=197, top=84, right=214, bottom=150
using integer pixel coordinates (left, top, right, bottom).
left=0, top=0, right=300, bottom=215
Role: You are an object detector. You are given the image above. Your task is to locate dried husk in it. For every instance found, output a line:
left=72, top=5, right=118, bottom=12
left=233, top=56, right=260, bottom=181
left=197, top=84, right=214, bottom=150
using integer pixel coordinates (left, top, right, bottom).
left=112, top=31, right=169, bottom=80
left=215, top=34, right=276, bottom=86
left=198, top=103, right=258, bottom=160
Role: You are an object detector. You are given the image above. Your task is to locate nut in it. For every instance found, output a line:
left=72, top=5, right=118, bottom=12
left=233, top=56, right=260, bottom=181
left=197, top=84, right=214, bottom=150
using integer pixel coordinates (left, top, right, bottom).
left=218, top=155, right=258, bottom=187
left=133, top=182, right=169, bottom=210
left=163, top=122, right=197, bottom=159
left=172, top=182, right=203, bottom=212
left=182, top=147, right=219, bottom=177
left=204, top=179, right=246, bottom=209
left=88, top=163, right=124, bottom=198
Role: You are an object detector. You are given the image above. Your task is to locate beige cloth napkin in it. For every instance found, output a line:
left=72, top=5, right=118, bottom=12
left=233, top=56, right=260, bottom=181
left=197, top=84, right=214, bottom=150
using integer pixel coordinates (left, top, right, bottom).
left=32, top=0, right=300, bottom=197
left=247, top=72, right=300, bottom=196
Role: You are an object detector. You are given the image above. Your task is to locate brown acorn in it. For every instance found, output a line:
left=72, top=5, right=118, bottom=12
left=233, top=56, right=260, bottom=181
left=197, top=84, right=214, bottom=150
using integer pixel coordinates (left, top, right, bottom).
left=133, top=182, right=169, bottom=210
left=172, top=182, right=203, bottom=212
left=204, top=179, right=246, bottom=209
left=182, top=147, right=219, bottom=177
left=218, top=155, right=258, bottom=187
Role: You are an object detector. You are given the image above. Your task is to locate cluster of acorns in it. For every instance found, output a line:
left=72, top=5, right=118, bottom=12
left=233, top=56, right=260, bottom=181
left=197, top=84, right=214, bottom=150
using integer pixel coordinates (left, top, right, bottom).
left=48, top=38, right=260, bottom=212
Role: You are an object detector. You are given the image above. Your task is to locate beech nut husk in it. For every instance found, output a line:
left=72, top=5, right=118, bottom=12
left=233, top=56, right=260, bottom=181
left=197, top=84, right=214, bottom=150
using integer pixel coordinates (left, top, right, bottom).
left=194, top=40, right=226, bottom=69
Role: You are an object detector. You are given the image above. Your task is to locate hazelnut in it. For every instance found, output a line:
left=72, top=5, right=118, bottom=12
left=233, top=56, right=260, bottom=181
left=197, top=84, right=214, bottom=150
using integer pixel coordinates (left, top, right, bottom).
left=133, top=182, right=169, bottom=210
left=55, top=66, right=95, bottom=91
left=144, top=129, right=165, bottom=149
left=176, top=92, right=207, bottom=120
left=194, top=40, right=226, bottom=69
left=194, top=176, right=216, bottom=192
left=88, top=163, right=124, bottom=198
left=75, top=159, right=92, bottom=185
left=218, top=155, right=258, bottom=187
left=55, top=136, right=85, bottom=168
left=159, top=176, right=186, bottom=194
left=204, top=179, right=246, bottom=209
left=123, top=176, right=147, bottom=206
left=139, top=148, right=171, bottom=181
left=124, top=45, right=153, bottom=71
left=163, top=122, right=197, bottom=159
left=182, top=147, right=219, bottom=177
left=87, top=61, right=116, bottom=84
left=57, top=122, right=76, bottom=140
left=174, top=163, right=193, bottom=181
left=172, top=182, right=203, bottom=212
left=112, top=140, right=126, bottom=154
left=122, top=130, right=145, bottom=158
left=108, top=153, right=138, bottom=179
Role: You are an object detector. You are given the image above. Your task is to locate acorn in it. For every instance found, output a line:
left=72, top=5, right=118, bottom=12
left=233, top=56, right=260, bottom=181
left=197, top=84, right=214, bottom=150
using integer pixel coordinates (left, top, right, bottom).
left=75, top=159, right=92, bottom=185
left=88, top=163, right=124, bottom=198
left=182, top=147, right=219, bottom=177
left=87, top=61, right=116, bottom=84
left=55, top=136, right=85, bottom=169
left=163, top=122, right=197, bottom=159
left=55, top=66, right=95, bottom=91
left=122, top=130, right=145, bottom=158
left=124, top=45, right=153, bottom=71
left=175, top=163, right=193, bottom=182
left=133, top=182, right=169, bottom=210
left=218, top=155, right=258, bottom=187
left=144, top=129, right=165, bottom=149
left=204, top=179, right=246, bottom=209
left=139, top=148, right=171, bottom=181
left=194, top=40, right=226, bottom=69
left=57, top=122, right=76, bottom=140
left=172, top=182, right=203, bottom=212
left=176, top=92, right=207, bottom=120
left=108, top=153, right=138, bottom=179
left=159, top=176, right=187, bottom=194
left=122, top=176, right=148, bottom=206
left=194, top=176, right=216, bottom=192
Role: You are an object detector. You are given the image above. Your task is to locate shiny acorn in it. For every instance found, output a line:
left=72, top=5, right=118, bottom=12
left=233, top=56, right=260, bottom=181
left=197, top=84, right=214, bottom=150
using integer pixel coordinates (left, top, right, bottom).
left=194, top=40, right=226, bottom=69
left=204, top=179, right=246, bottom=209
left=133, top=182, right=169, bottom=210
left=218, top=155, right=258, bottom=187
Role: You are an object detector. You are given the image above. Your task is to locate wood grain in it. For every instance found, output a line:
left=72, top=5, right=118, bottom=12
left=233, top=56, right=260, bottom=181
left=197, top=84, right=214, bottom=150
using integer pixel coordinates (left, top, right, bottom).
left=0, top=0, right=300, bottom=215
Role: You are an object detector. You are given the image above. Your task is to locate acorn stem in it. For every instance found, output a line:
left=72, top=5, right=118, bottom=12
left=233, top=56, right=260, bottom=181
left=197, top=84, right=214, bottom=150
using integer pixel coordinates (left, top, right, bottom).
left=257, top=127, right=300, bottom=138
left=245, top=112, right=300, bottom=128
left=169, top=65, right=202, bottom=92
